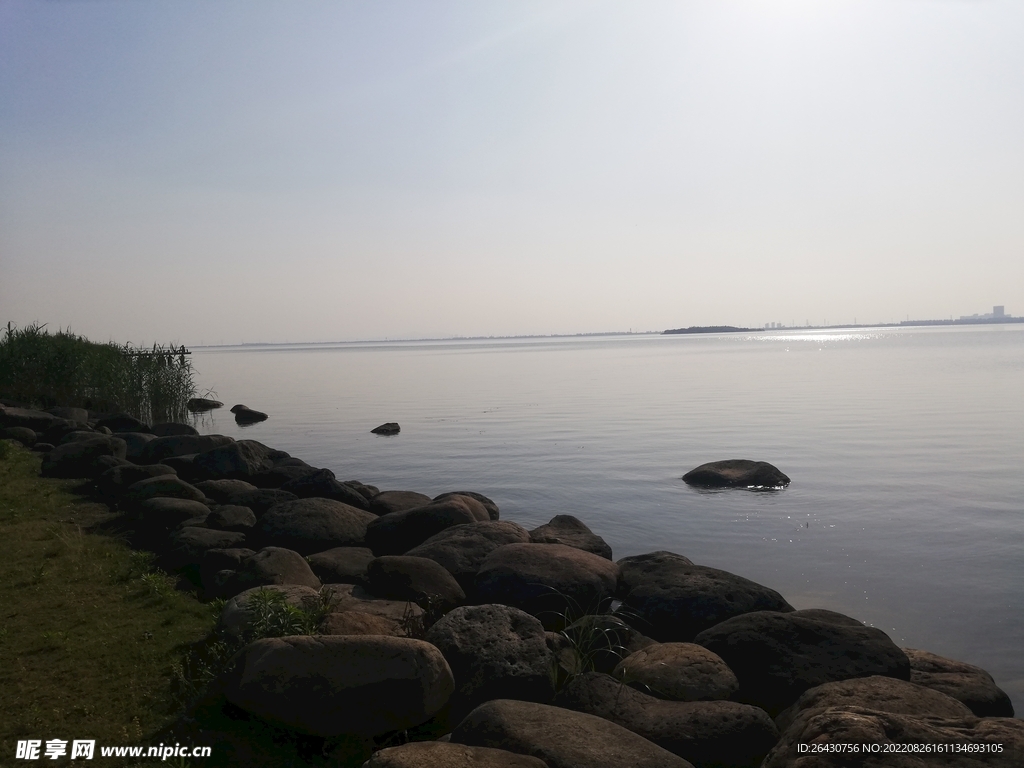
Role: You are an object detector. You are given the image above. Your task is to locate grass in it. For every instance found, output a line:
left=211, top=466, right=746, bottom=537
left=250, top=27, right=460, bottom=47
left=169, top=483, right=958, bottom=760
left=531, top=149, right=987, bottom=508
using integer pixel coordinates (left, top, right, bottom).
left=0, top=321, right=196, bottom=424
left=0, top=445, right=217, bottom=764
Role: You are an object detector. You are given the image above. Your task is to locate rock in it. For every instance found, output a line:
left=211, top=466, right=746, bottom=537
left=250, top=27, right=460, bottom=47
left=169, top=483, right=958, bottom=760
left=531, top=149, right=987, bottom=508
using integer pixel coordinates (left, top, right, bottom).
left=364, top=742, right=548, bottom=768
left=194, top=478, right=259, bottom=503
left=135, top=494, right=209, bottom=525
left=140, top=434, right=234, bottom=463
left=682, top=460, right=789, bottom=488
left=218, top=584, right=322, bottom=638
left=371, top=422, right=400, bottom=435
left=556, top=614, right=656, bottom=675
left=406, top=521, right=532, bottom=593
left=199, top=548, right=256, bottom=597
left=529, top=515, right=612, bottom=559
left=58, top=430, right=101, bottom=445
left=165, top=526, right=247, bottom=570
left=555, top=672, right=778, bottom=768
left=475, top=543, right=621, bottom=630
left=252, top=462, right=318, bottom=488
left=193, top=440, right=272, bottom=480
left=228, top=547, right=321, bottom=594
left=227, top=487, right=298, bottom=516
left=0, top=406, right=67, bottom=432
left=1, top=426, right=37, bottom=447
left=307, top=546, right=376, bottom=584
left=279, top=468, right=371, bottom=511
left=41, top=435, right=128, bottom=478
left=97, top=462, right=177, bottom=496
left=425, top=604, right=557, bottom=719
left=256, top=498, right=375, bottom=554
left=364, top=555, right=466, bottom=612
left=161, top=453, right=199, bottom=480
left=903, top=648, right=1015, bottom=717
left=206, top=505, right=257, bottom=532
left=118, top=431, right=156, bottom=461
left=321, top=610, right=403, bottom=637
left=32, top=442, right=54, bottom=453
left=39, top=420, right=89, bottom=446
left=365, top=497, right=489, bottom=555
left=450, top=699, right=693, bottom=768
left=95, top=413, right=151, bottom=434
left=617, top=552, right=793, bottom=641
left=434, top=491, right=500, bottom=521
left=369, top=490, right=433, bottom=516
left=222, top=635, right=455, bottom=738
left=345, top=479, right=380, bottom=500
left=614, top=642, right=739, bottom=702
left=763, top=707, right=1024, bottom=768
left=774, top=675, right=973, bottom=735
left=124, top=475, right=207, bottom=504
left=187, top=397, right=223, bottom=412
left=150, top=421, right=199, bottom=437
left=694, top=608, right=911, bottom=714
left=46, top=406, right=90, bottom=424
left=232, top=404, right=268, bottom=424
left=324, top=583, right=425, bottom=628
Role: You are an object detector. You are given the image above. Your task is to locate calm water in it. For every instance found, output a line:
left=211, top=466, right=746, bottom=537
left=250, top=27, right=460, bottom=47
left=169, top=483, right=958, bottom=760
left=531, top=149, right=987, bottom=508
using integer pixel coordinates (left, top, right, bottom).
left=191, top=325, right=1024, bottom=710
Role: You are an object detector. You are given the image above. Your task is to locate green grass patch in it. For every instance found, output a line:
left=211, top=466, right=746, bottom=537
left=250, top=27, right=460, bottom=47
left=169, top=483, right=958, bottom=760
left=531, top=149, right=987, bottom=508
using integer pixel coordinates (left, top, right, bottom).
left=0, top=446, right=217, bottom=763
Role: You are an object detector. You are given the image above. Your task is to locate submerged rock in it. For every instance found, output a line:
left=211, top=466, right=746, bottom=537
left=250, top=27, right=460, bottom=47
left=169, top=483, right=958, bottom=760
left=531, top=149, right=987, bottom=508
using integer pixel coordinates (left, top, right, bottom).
left=682, top=459, right=789, bottom=488
left=231, top=404, right=269, bottom=424
left=371, top=422, right=400, bottom=435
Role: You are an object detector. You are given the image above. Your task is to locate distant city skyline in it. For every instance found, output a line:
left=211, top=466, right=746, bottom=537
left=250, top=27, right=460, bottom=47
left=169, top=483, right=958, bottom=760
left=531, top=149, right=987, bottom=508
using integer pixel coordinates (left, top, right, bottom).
left=2, top=2, right=1023, bottom=346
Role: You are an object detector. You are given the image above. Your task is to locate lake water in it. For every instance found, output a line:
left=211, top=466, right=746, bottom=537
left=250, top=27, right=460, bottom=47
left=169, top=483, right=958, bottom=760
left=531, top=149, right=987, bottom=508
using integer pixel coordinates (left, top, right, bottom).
left=190, top=325, right=1024, bottom=711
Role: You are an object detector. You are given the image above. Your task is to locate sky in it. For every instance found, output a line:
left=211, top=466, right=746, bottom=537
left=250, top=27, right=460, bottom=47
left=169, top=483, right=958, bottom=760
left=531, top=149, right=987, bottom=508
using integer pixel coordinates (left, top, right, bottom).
left=2, top=0, right=1023, bottom=345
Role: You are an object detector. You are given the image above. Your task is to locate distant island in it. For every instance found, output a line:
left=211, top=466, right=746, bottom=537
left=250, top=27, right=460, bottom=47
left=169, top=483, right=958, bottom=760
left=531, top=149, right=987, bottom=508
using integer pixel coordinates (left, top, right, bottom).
left=663, top=326, right=760, bottom=335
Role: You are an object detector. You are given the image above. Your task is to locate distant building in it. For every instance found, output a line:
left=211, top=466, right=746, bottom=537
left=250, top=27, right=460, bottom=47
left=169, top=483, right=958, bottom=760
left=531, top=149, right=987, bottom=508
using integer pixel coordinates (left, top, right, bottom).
left=959, top=305, right=1011, bottom=321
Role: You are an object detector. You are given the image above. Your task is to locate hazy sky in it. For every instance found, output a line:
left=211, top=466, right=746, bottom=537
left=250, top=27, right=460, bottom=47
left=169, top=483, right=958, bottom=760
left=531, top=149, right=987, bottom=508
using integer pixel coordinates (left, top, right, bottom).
left=2, top=1, right=1022, bottom=344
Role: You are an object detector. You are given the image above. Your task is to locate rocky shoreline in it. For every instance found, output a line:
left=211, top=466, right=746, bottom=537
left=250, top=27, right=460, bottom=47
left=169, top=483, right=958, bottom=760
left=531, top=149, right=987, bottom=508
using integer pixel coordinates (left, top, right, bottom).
left=2, top=403, right=1021, bottom=767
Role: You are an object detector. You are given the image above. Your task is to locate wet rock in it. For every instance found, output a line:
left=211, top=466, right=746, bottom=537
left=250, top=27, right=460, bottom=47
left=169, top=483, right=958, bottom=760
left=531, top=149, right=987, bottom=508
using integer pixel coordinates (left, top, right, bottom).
left=231, top=404, right=268, bottom=424
left=366, top=496, right=491, bottom=555
left=222, top=635, right=454, bottom=738
left=682, top=460, right=789, bottom=488
left=434, top=491, right=500, bottom=521
left=903, top=647, right=1015, bottom=717
left=256, top=497, right=375, bottom=554
left=150, top=422, right=199, bottom=437
left=406, top=520, right=532, bottom=593
left=530, top=515, right=612, bottom=559
left=194, top=440, right=272, bottom=480
left=475, top=543, right=621, bottom=630
left=371, top=422, right=400, bottom=435
left=364, top=742, right=548, bottom=768
left=279, top=468, right=371, bottom=511
left=617, top=552, right=793, bottom=642
left=555, top=671, right=778, bottom=768
left=140, top=434, right=234, bottom=463
left=306, top=546, right=376, bottom=584
left=614, top=642, right=739, bottom=702
left=369, top=490, right=433, bottom=516
left=425, top=604, right=557, bottom=719
left=364, top=555, right=466, bottom=613
left=694, top=608, right=911, bottom=714
left=450, top=699, right=693, bottom=768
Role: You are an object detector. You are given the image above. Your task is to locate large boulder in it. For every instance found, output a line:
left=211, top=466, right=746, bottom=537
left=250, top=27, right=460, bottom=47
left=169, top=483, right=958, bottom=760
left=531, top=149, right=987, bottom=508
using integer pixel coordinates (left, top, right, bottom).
left=364, top=555, right=466, bottom=613
left=434, top=491, right=500, bottom=521
left=682, top=460, right=789, bottom=488
left=123, top=475, right=207, bottom=504
left=694, top=608, right=911, bottom=714
left=193, top=440, right=272, bottom=480
left=95, top=413, right=151, bottom=433
left=774, top=675, right=973, bottom=735
left=1, top=406, right=71, bottom=432
left=450, top=699, right=693, bottom=768
left=253, top=462, right=319, bottom=488
left=617, top=552, right=793, bottom=641
left=96, top=463, right=177, bottom=497
left=46, top=406, right=90, bottom=424
left=426, top=604, right=557, bottom=719
left=256, top=498, right=375, bottom=554
left=1, top=426, right=37, bottom=447
left=165, top=526, right=247, bottom=570
left=279, top=468, right=371, bottom=511
left=529, top=515, right=612, bottom=559
left=406, top=521, right=532, bottom=593
left=555, top=672, right=778, bottom=768
left=903, top=648, right=1015, bottom=717
left=41, top=435, right=127, bottom=478
left=135, top=497, right=211, bottom=534
left=195, top=478, right=259, bottom=503
left=613, top=642, right=739, bottom=702
left=205, top=505, right=257, bottom=532
left=232, top=404, right=268, bottom=424
left=226, top=487, right=298, bottom=516
left=118, top=431, right=157, bottom=462
left=365, top=497, right=488, bottom=555
left=324, top=583, right=424, bottom=629
left=187, top=397, right=223, bottom=412
left=763, top=707, right=1024, bottom=768
left=321, top=610, right=404, bottom=638
left=307, top=546, right=376, bottom=584
left=139, top=434, right=234, bottom=463
left=369, top=490, right=433, bottom=516
left=222, top=635, right=454, bottom=737
left=476, top=543, right=621, bottom=630
left=150, top=422, right=199, bottom=437
left=364, top=742, right=548, bottom=768
left=230, top=546, right=321, bottom=592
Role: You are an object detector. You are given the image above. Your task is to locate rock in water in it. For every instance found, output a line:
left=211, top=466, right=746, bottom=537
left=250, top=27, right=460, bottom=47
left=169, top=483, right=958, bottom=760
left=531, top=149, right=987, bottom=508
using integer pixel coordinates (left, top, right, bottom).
left=682, top=460, right=789, bottom=488
left=371, top=422, right=400, bottom=435
left=187, top=397, right=223, bottom=412
left=231, top=404, right=269, bottom=424
left=902, top=647, right=1015, bottom=717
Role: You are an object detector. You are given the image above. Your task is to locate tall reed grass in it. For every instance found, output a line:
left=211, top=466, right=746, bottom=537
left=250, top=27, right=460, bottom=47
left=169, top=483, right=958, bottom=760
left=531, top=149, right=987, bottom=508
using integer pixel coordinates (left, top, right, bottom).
left=0, top=322, right=196, bottom=424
